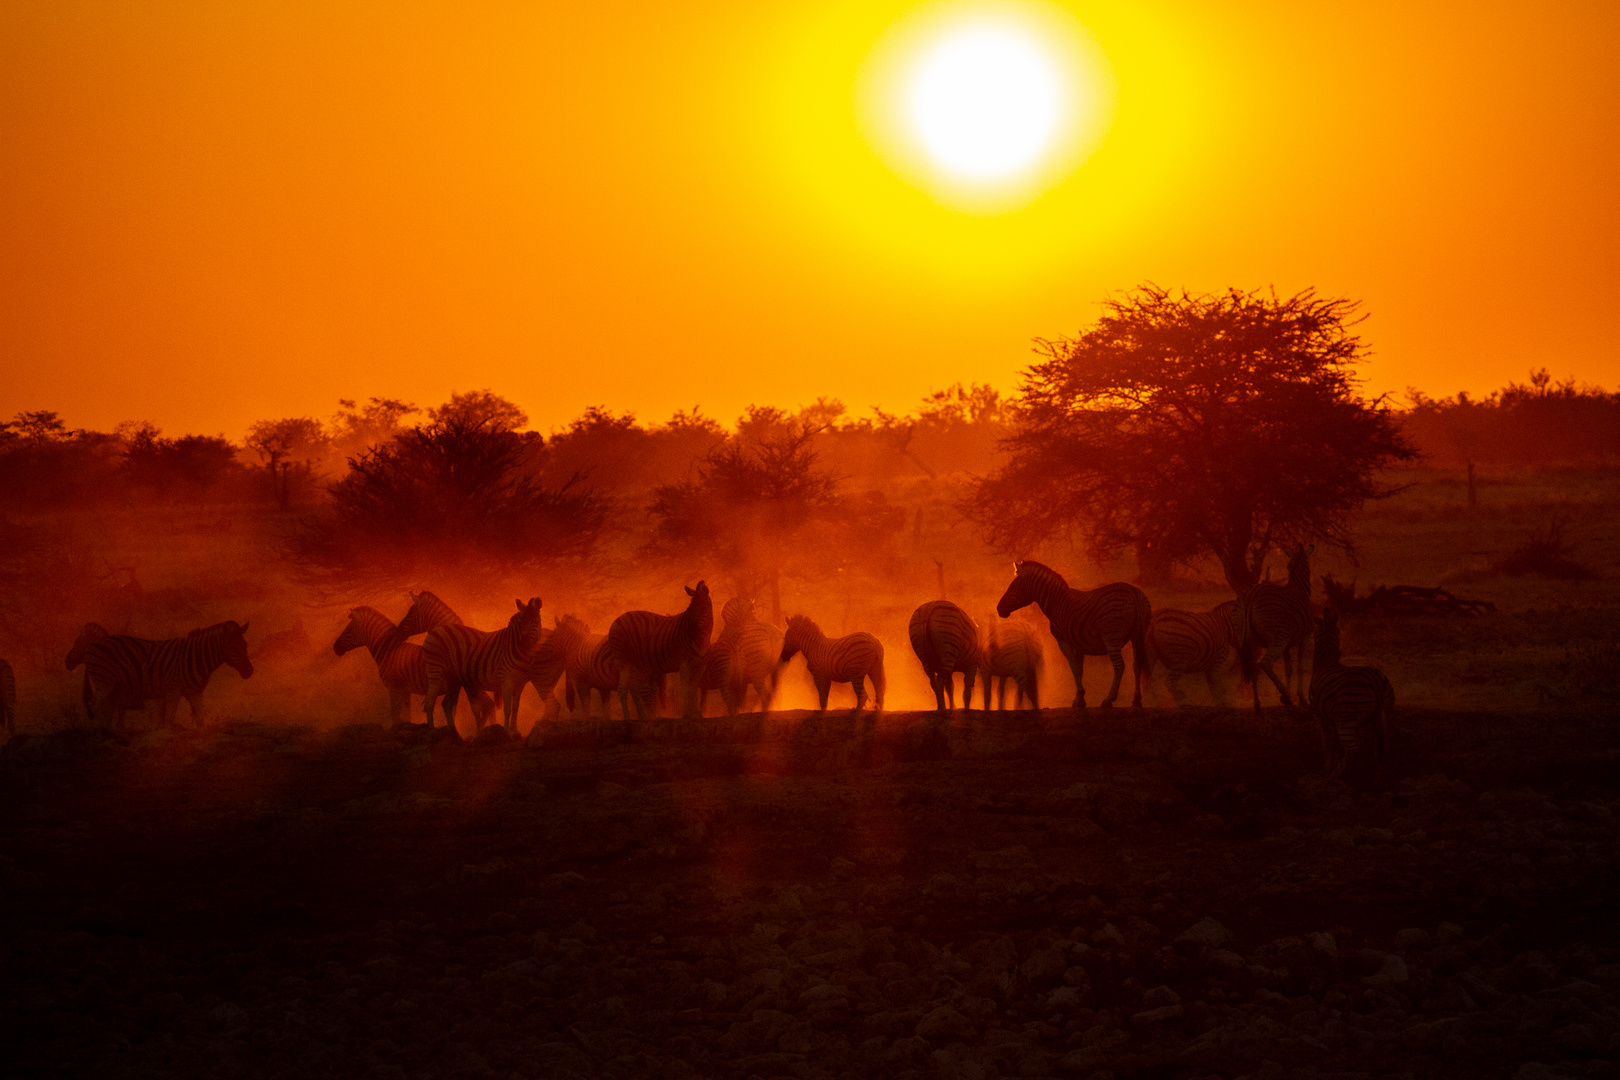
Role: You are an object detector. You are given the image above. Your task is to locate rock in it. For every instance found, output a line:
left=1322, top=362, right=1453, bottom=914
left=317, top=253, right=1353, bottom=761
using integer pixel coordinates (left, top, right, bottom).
left=1176, top=918, right=1231, bottom=949
left=1063, top=966, right=1092, bottom=990
left=973, top=846, right=1037, bottom=871
left=1047, top=986, right=1082, bottom=1010
left=1132, top=1004, right=1184, bottom=1025
left=1552, top=1023, right=1608, bottom=1055
left=1208, top=949, right=1245, bottom=970
left=1363, top=953, right=1409, bottom=987
left=1396, top=928, right=1432, bottom=951
left=1093, top=924, right=1126, bottom=949
left=1434, top=922, right=1465, bottom=944
left=1140, top=985, right=1180, bottom=1009
left=916, top=1005, right=975, bottom=1042
left=1307, top=931, right=1338, bottom=959
left=1020, top=942, right=1070, bottom=984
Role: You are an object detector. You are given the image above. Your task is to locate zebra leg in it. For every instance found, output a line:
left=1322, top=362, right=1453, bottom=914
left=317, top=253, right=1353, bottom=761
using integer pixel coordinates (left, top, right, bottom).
left=964, top=666, right=976, bottom=711
left=1099, top=646, right=1125, bottom=708
left=930, top=673, right=946, bottom=713
left=442, top=685, right=463, bottom=731
left=1256, top=647, right=1293, bottom=707
left=159, top=692, right=178, bottom=728
left=852, top=678, right=867, bottom=713
left=814, top=677, right=831, bottom=714
left=872, top=660, right=886, bottom=710
left=1059, top=642, right=1086, bottom=709
left=186, top=693, right=205, bottom=727
left=1166, top=671, right=1189, bottom=707
left=1025, top=674, right=1039, bottom=711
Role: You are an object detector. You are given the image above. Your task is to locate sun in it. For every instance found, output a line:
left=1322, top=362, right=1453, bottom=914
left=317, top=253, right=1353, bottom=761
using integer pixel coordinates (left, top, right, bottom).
left=857, top=1, right=1114, bottom=212
left=905, top=23, right=1065, bottom=181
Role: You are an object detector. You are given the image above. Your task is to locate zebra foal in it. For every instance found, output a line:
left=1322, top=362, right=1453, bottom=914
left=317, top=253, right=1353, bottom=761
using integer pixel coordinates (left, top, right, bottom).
left=779, top=615, right=885, bottom=714
left=995, top=561, right=1149, bottom=709
left=1234, top=544, right=1314, bottom=709
left=83, top=621, right=254, bottom=730
left=606, top=582, right=713, bottom=720
left=908, top=600, right=980, bottom=712
left=1144, top=601, right=1239, bottom=707
left=983, top=620, right=1043, bottom=710
left=1310, top=606, right=1394, bottom=783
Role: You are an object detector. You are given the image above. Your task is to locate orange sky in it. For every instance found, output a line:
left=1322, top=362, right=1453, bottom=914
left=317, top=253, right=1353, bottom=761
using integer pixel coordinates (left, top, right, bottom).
left=2, top=1, right=1617, bottom=437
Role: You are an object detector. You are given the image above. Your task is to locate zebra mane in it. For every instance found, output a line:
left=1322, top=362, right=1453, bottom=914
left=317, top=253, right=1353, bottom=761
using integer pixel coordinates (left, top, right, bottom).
left=187, top=621, right=240, bottom=638
left=1016, top=560, right=1068, bottom=590
left=785, top=614, right=822, bottom=637
left=721, top=596, right=756, bottom=627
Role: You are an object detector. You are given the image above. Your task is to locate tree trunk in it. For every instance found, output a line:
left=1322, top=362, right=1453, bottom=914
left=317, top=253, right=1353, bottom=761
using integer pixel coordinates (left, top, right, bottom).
left=1218, top=545, right=1258, bottom=593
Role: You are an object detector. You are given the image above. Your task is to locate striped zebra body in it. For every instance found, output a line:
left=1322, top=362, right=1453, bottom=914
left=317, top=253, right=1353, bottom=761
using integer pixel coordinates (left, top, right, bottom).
left=984, top=621, right=1043, bottom=710
left=1234, top=544, right=1314, bottom=709
left=699, top=599, right=780, bottom=716
left=995, top=561, right=1150, bottom=709
left=1145, top=601, right=1239, bottom=707
left=779, top=615, right=885, bottom=714
left=394, top=590, right=464, bottom=638
left=606, top=581, right=713, bottom=720
left=0, top=657, right=14, bottom=735
left=334, top=606, right=426, bottom=723
left=526, top=616, right=590, bottom=722
left=565, top=632, right=624, bottom=719
left=83, top=621, right=253, bottom=730
left=1310, top=607, right=1394, bottom=783
left=908, top=600, right=981, bottom=712
left=422, top=598, right=544, bottom=734
left=67, top=622, right=126, bottom=717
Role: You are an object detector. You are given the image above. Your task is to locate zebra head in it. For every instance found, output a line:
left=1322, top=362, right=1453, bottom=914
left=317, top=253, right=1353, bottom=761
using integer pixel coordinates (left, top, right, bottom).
left=1284, top=545, right=1316, bottom=589
left=779, top=615, right=820, bottom=664
left=334, top=607, right=390, bottom=656
left=684, top=581, right=714, bottom=650
left=66, top=622, right=109, bottom=670
left=997, top=560, right=1063, bottom=618
left=510, top=597, right=545, bottom=657
left=223, top=621, right=253, bottom=679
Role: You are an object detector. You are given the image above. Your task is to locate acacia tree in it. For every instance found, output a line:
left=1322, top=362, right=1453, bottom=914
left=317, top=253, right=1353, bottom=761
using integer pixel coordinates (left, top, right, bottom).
left=245, top=417, right=328, bottom=508
left=965, top=285, right=1415, bottom=591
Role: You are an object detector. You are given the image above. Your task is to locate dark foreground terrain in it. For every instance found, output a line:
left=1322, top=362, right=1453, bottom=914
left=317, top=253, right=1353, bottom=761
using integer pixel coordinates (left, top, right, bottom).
left=2, top=705, right=1618, bottom=1080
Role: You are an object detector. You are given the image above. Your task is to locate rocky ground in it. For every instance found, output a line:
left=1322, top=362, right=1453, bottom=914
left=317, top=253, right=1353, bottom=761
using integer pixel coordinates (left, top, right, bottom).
left=1, top=704, right=1618, bottom=1080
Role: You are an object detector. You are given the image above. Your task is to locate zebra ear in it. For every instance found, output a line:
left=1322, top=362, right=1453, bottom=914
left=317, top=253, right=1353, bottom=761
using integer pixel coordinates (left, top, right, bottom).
left=516, top=599, right=524, bottom=611
left=239, top=622, right=250, bottom=635
left=685, top=586, right=695, bottom=597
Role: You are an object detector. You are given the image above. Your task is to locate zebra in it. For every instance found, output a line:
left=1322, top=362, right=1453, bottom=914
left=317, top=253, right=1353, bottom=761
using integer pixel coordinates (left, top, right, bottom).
left=67, top=622, right=121, bottom=718
left=333, top=607, right=424, bottom=723
left=1144, top=601, right=1240, bottom=707
left=605, top=582, right=713, bottom=720
left=83, top=621, right=254, bottom=730
left=908, top=600, right=981, bottom=711
left=1234, top=544, right=1314, bottom=709
left=983, top=619, right=1043, bottom=710
left=0, top=656, right=13, bottom=735
left=525, top=615, right=590, bottom=721
left=994, top=561, right=1150, bottom=709
left=564, top=630, right=625, bottom=720
left=698, top=597, right=780, bottom=716
left=778, top=615, right=885, bottom=714
left=1310, top=606, right=1394, bottom=783
left=421, top=598, right=544, bottom=734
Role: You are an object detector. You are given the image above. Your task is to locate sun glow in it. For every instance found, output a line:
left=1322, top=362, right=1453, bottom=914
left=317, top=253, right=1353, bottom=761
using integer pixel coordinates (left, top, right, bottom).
left=906, top=25, right=1064, bottom=181
left=859, top=2, right=1115, bottom=212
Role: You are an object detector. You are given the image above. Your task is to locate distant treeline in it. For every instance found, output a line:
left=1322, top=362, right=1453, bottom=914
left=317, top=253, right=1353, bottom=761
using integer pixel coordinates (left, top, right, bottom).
left=1400, top=369, right=1620, bottom=467
left=2, top=370, right=1614, bottom=511
left=0, top=384, right=1008, bottom=512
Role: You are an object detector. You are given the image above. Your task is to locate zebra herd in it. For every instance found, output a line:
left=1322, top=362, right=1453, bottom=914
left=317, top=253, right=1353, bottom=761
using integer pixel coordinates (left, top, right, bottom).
left=10, top=545, right=1392, bottom=781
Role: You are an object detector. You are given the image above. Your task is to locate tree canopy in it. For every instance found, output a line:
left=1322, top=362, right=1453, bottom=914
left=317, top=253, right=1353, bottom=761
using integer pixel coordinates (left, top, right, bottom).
left=287, top=416, right=608, bottom=594
left=964, top=285, right=1414, bottom=591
